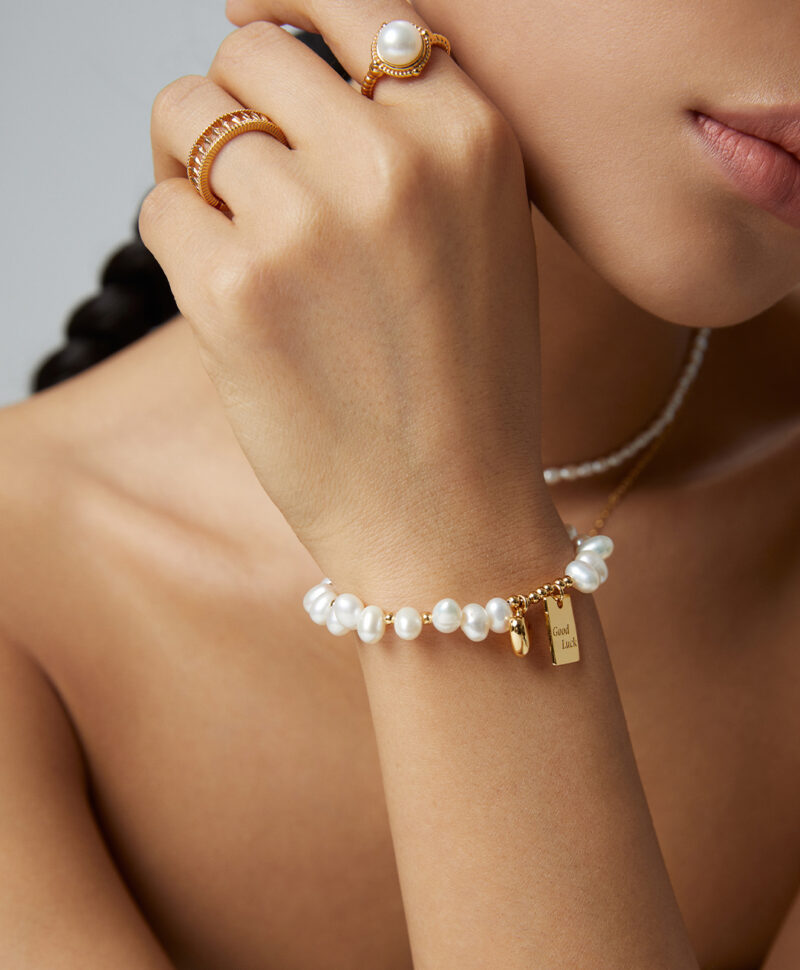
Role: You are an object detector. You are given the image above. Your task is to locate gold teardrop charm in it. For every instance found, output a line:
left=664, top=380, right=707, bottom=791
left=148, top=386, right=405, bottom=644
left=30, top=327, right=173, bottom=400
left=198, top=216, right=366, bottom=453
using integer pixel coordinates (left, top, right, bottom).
left=508, top=614, right=530, bottom=657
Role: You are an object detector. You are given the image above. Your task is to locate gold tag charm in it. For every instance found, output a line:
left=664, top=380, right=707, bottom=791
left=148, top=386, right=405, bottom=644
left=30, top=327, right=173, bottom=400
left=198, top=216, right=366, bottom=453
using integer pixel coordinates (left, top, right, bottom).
left=543, top=594, right=580, bottom=665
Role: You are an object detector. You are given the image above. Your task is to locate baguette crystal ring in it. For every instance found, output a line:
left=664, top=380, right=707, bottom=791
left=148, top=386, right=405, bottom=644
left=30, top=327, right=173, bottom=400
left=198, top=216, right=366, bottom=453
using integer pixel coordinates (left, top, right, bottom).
left=360, top=20, right=452, bottom=99
left=187, top=109, right=290, bottom=210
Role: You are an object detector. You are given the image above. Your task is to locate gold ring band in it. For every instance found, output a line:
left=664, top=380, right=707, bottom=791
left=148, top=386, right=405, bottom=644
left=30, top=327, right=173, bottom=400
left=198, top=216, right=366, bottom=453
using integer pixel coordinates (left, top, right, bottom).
left=187, top=109, right=290, bottom=210
left=361, top=20, right=452, bottom=99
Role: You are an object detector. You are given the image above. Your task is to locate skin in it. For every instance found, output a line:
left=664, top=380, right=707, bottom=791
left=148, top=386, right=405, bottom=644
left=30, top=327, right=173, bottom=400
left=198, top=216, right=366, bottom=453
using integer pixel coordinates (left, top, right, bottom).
left=0, top=0, right=799, bottom=967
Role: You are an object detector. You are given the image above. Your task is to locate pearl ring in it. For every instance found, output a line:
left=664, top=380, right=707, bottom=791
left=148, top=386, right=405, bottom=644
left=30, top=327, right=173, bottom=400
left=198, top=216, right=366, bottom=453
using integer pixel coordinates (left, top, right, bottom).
left=360, top=20, right=452, bottom=99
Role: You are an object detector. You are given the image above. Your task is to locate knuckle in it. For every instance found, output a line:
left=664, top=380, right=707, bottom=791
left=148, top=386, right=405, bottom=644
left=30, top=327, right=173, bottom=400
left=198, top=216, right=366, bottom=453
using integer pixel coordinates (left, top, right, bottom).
left=359, top=128, right=430, bottom=212
left=214, top=20, right=285, bottom=67
left=138, top=179, right=177, bottom=231
left=206, top=246, right=267, bottom=310
left=151, top=73, right=207, bottom=123
left=444, top=99, right=521, bottom=170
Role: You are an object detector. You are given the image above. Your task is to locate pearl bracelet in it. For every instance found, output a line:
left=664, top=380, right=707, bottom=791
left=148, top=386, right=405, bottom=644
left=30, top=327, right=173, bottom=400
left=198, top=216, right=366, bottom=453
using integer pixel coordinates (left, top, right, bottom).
left=303, top=531, right=613, bottom=663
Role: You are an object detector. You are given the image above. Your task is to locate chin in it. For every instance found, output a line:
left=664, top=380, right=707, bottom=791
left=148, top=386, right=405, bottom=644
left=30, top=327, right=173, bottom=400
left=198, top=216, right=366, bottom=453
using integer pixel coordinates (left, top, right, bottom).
left=540, top=185, right=800, bottom=329
left=605, top=237, right=800, bottom=329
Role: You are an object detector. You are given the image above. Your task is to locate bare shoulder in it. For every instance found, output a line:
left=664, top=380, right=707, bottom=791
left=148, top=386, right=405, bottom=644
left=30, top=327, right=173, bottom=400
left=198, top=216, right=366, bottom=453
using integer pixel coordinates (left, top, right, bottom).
left=0, top=323, right=405, bottom=969
left=0, top=316, right=321, bottom=664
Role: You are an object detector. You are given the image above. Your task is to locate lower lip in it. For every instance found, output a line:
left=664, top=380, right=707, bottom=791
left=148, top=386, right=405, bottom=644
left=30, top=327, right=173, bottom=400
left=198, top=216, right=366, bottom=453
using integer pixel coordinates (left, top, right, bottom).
left=691, top=110, right=800, bottom=230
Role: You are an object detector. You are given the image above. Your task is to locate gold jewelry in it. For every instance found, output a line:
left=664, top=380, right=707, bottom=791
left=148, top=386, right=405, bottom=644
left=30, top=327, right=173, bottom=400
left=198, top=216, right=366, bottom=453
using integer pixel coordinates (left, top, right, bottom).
left=360, top=20, right=452, bottom=99
left=303, top=541, right=610, bottom=664
left=186, top=109, right=290, bottom=210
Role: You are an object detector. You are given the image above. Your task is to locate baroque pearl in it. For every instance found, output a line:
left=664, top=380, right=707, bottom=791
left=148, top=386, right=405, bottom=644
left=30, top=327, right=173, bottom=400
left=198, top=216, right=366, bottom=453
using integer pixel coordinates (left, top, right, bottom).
left=303, top=580, right=333, bottom=613
left=432, top=598, right=462, bottom=633
left=576, top=549, right=608, bottom=584
left=326, top=607, right=351, bottom=636
left=565, top=560, right=600, bottom=594
left=394, top=606, right=423, bottom=640
left=357, top=605, right=386, bottom=644
left=376, top=20, right=424, bottom=67
left=461, top=603, right=490, bottom=642
left=485, top=597, right=512, bottom=633
left=576, top=534, right=614, bottom=559
left=332, top=593, right=364, bottom=630
left=308, top=589, right=336, bottom=625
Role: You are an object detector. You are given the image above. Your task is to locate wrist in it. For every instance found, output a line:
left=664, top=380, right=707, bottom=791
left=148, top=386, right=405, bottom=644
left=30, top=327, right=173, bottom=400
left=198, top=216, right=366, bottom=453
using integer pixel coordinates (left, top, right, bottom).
left=311, top=487, right=571, bottom=610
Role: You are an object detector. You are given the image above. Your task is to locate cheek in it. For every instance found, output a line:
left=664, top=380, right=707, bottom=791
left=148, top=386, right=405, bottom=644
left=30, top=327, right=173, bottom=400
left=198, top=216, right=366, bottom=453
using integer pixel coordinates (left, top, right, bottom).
left=416, top=0, right=800, bottom=326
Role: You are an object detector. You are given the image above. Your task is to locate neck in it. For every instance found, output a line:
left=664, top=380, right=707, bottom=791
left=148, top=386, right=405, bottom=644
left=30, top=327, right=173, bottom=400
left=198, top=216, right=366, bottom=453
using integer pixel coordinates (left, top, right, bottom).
left=533, top=207, right=692, bottom=477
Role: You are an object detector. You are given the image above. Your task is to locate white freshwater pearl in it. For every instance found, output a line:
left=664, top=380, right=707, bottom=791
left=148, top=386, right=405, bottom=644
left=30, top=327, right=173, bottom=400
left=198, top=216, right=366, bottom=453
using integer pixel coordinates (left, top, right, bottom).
left=326, top=607, right=351, bottom=636
left=576, top=534, right=614, bottom=559
left=303, top=580, right=333, bottom=613
left=308, top=589, right=337, bottom=625
left=357, top=605, right=386, bottom=644
left=432, top=598, right=461, bottom=633
left=543, top=468, right=560, bottom=485
left=394, top=606, right=423, bottom=640
left=564, top=522, right=578, bottom=541
left=461, top=603, right=490, bottom=642
left=576, top=549, right=608, bottom=584
left=486, top=597, right=512, bottom=634
left=376, top=20, right=424, bottom=67
left=332, top=593, right=364, bottom=631
left=565, top=560, right=600, bottom=593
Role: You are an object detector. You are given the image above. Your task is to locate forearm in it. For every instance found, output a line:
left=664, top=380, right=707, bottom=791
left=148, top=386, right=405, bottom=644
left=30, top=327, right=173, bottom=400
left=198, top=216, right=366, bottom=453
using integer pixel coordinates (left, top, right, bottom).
left=346, top=509, right=699, bottom=970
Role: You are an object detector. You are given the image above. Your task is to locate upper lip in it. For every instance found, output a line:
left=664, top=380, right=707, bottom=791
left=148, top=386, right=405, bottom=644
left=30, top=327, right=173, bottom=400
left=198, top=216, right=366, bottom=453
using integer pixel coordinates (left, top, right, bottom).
left=693, top=104, right=800, bottom=162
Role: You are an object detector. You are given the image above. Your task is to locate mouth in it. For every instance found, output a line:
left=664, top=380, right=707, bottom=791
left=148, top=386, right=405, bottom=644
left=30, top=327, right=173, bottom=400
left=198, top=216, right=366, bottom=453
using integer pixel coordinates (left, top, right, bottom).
left=689, top=104, right=800, bottom=230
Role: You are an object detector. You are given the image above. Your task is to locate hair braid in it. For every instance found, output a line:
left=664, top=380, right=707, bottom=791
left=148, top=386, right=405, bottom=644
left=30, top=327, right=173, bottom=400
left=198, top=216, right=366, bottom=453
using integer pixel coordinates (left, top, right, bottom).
left=30, top=209, right=179, bottom=393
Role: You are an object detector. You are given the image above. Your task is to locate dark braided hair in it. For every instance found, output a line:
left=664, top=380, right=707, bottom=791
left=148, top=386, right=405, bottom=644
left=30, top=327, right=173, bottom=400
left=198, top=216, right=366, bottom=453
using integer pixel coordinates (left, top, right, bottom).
left=30, top=29, right=350, bottom=395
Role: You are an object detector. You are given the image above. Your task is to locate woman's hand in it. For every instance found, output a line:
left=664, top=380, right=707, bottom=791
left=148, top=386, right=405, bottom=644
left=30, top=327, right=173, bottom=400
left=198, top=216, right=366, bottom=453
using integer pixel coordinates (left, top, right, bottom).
left=139, top=0, right=562, bottom=599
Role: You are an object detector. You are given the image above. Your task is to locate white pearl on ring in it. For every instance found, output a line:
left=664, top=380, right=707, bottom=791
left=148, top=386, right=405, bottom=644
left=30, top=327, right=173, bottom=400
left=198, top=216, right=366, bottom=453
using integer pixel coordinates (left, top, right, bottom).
left=376, top=20, right=424, bottom=67
left=394, top=606, right=423, bottom=640
left=485, top=597, right=513, bottom=633
left=460, top=603, right=490, bottom=642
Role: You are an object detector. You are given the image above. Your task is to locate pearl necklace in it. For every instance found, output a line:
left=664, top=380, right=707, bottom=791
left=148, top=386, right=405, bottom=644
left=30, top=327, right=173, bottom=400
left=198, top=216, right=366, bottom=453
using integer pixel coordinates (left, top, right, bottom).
left=543, top=326, right=711, bottom=484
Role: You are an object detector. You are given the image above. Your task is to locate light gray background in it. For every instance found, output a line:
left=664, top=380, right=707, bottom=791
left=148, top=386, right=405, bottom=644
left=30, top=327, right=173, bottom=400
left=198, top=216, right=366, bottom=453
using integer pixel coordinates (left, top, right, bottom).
left=0, top=3, right=300, bottom=407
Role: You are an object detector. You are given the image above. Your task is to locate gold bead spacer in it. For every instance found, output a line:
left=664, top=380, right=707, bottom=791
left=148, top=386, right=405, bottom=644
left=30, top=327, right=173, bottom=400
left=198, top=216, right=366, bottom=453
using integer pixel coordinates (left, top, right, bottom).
left=506, top=594, right=528, bottom=616
left=422, top=611, right=432, bottom=624
left=384, top=612, right=394, bottom=624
